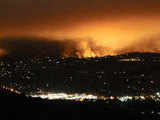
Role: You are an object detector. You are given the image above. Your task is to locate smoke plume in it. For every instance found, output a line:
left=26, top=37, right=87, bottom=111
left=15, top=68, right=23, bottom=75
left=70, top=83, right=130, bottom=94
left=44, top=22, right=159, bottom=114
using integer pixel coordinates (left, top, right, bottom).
left=0, top=36, right=160, bottom=58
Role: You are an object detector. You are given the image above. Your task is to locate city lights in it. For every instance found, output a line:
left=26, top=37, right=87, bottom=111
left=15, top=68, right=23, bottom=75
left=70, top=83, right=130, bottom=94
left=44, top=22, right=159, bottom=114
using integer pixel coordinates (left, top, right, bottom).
left=30, top=92, right=160, bottom=102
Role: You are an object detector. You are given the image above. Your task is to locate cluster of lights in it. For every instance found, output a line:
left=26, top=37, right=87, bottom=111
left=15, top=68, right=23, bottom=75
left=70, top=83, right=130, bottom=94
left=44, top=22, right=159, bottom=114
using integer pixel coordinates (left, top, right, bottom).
left=31, top=93, right=98, bottom=101
left=1, top=86, right=21, bottom=94
left=119, top=58, right=141, bottom=62
left=1, top=85, right=160, bottom=102
left=30, top=92, right=160, bottom=102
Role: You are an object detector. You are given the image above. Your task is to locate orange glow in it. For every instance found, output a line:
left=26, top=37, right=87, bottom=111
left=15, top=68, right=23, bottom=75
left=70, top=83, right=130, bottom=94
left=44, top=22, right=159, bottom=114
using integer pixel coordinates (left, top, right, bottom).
left=47, top=17, right=160, bottom=58
left=1, top=14, right=160, bottom=58
left=0, top=49, right=7, bottom=56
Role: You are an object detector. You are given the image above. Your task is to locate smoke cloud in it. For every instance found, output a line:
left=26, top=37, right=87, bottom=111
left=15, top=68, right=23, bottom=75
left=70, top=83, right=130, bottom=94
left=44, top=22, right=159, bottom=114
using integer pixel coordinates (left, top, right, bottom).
left=0, top=35, right=160, bottom=58
left=0, top=0, right=160, bottom=57
left=0, top=0, right=160, bottom=34
left=117, top=36, right=160, bottom=54
left=0, top=37, right=74, bottom=57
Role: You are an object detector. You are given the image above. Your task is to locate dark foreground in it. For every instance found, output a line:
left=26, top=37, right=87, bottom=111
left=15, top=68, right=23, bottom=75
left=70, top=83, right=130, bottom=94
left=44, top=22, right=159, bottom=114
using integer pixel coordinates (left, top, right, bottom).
left=1, top=89, right=160, bottom=120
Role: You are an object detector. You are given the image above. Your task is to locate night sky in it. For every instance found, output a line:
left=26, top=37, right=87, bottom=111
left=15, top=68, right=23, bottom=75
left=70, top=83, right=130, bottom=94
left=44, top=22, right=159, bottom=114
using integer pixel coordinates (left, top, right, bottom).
left=0, top=0, right=160, bottom=57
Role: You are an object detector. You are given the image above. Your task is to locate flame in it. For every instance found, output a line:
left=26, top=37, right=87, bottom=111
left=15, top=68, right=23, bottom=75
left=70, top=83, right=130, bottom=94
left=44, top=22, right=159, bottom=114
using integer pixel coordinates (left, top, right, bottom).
left=43, top=17, right=160, bottom=58
left=62, top=40, right=117, bottom=58
left=62, top=35, right=160, bottom=58
left=1, top=17, right=160, bottom=58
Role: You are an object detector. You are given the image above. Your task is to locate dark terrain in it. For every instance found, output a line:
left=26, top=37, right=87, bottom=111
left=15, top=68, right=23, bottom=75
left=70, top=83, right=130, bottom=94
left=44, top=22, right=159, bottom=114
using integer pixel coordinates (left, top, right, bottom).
left=1, top=88, right=160, bottom=120
left=1, top=52, right=160, bottom=120
left=1, top=52, right=160, bottom=95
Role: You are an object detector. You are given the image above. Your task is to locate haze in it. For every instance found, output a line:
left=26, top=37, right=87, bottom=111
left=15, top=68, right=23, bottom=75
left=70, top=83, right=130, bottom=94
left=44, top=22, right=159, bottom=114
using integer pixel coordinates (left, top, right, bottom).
left=0, top=0, right=160, bottom=57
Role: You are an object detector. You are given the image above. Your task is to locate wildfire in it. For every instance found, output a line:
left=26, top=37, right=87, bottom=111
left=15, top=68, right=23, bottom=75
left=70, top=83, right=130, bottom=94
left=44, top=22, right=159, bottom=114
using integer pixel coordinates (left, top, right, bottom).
left=61, top=36, right=160, bottom=58
left=62, top=40, right=117, bottom=58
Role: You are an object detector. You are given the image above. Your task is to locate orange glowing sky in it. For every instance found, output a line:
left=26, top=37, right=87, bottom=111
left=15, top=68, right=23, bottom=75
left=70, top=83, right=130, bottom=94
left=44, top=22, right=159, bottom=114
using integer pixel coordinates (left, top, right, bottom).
left=0, top=0, right=160, bottom=57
